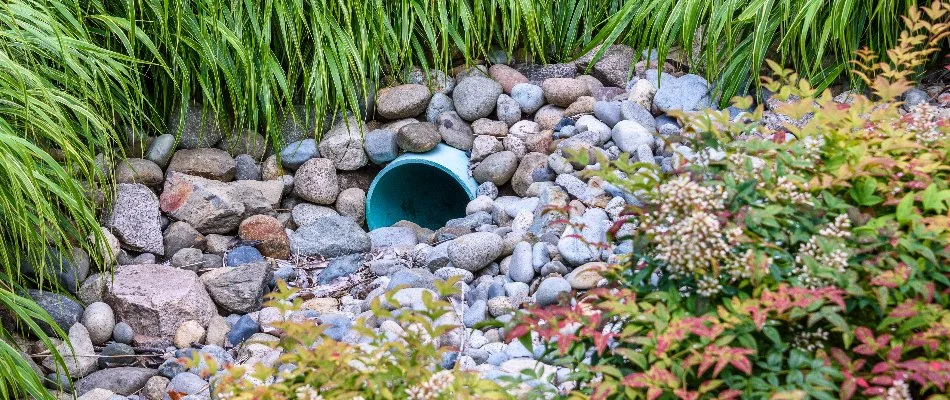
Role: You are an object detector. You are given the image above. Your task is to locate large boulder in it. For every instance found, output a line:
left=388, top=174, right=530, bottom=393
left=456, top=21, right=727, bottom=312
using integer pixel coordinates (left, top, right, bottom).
left=105, top=183, right=165, bottom=255
left=200, top=262, right=270, bottom=313
left=376, top=84, right=432, bottom=119
left=319, top=115, right=368, bottom=170
left=103, top=264, right=216, bottom=340
left=291, top=215, right=371, bottom=258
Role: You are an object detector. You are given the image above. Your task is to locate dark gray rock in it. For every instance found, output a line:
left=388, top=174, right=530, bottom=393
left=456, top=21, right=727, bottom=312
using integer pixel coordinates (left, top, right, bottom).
left=200, top=261, right=271, bottom=313
left=106, top=183, right=165, bottom=255
left=364, top=129, right=399, bottom=165
left=292, top=215, right=371, bottom=258
left=314, top=253, right=364, bottom=284
left=234, top=154, right=261, bottom=181
left=166, top=105, right=225, bottom=149
left=75, top=367, right=157, bottom=396
left=28, top=289, right=83, bottom=335
left=536, top=276, right=571, bottom=306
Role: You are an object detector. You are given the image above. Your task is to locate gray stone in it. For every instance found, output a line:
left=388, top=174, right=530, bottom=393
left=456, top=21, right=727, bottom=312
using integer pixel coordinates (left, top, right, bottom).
left=98, top=342, right=135, bottom=368
left=437, top=111, right=474, bottom=151
left=200, top=261, right=270, bottom=313
left=536, top=276, right=571, bottom=306
left=319, top=115, right=368, bottom=170
left=315, top=253, right=364, bottom=284
left=171, top=248, right=204, bottom=271
left=470, top=135, right=503, bottom=162
left=376, top=84, right=431, bottom=119
left=620, top=100, right=656, bottom=132
left=611, top=120, right=654, bottom=153
left=145, top=134, right=176, bottom=169
left=446, top=211, right=492, bottom=231
left=291, top=203, right=339, bottom=227
left=397, top=122, right=441, bottom=153
left=163, top=372, right=209, bottom=399
left=42, top=323, right=97, bottom=378
left=507, top=241, right=534, bottom=283
left=387, top=268, right=436, bottom=290
left=364, top=129, right=399, bottom=164
left=463, top=300, right=487, bottom=327
left=407, top=68, right=456, bottom=95
left=540, top=260, right=568, bottom=276
left=75, top=367, right=157, bottom=396
left=167, top=106, right=225, bottom=149
left=234, top=154, right=261, bottom=181
left=426, top=92, right=455, bottom=123
left=115, top=158, right=164, bottom=187
left=473, top=151, right=518, bottom=186
left=104, top=264, right=216, bottom=340
left=369, top=227, right=418, bottom=249
left=106, top=183, right=164, bottom=255
left=217, top=130, right=267, bottom=160
left=532, top=242, right=551, bottom=269
left=167, top=148, right=236, bottom=182
left=81, top=302, right=115, bottom=345
left=496, top=94, right=522, bottom=126
left=336, top=187, right=366, bottom=224
left=650, top=72, right=712, bottom=112
left=279, top=139, right=319, bottom=170
left=512, top=152, right=548, bottom=197
left=434, top=267, right=474, bottom=284
left=447, top=232, right=504, bottom=272
left=113, top=322, right=134, bottom=344
left=903, top=87, right=929, bottom=109
left=454, top=76, right=503, bottom=121
left=593, top=101, right=622, bottom=128
left=575, top=44, right=635, bottom=87
left=519, top=63, right=577, bottom=85
left=293, top=158, right=339, bottom=204
left=291, top=215, right=371, bottom=257
left=511, top=83, right=545, bottom=114
left=159, top=173, right=244, bottom=234
left=477, top=181, right=499, bottom=199
left=29, top=290, right=83, bottom=334
left=163, top=221, right=205, bottom=259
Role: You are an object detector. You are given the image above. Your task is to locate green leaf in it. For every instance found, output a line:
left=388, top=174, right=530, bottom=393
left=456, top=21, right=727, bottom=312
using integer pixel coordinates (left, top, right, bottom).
left=895, top=193, right=915, bottom=223
left=849, top=177, right=883, bottom=206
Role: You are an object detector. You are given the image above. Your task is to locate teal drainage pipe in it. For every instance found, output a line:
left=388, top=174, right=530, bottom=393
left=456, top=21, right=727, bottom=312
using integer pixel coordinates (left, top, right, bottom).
left=366, top=144, right=477, bottom=231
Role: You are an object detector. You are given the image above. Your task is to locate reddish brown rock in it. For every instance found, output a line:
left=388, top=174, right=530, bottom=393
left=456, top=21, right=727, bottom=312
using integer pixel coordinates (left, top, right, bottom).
left=238, top=215, right=290, bottom=259
left=489, top=64, right=529, bottom=94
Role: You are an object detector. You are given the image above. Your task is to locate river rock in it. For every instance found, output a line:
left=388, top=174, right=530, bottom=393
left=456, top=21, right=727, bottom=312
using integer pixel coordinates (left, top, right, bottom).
left=437, top=111, right=474, bottom=151
left=363, top=128, right=399, bottom=164
left=293, top=158, right=340, bottom=204
left=536, top=276, right=571, bottom=306
left=511, top=83, right=545, bottom=114
left=575, top=44, right=635, bottom=87
left=167, top=105, right=225, bottom=149
left=336, top=188, right=366, bottom=225
left=489, top=64, right=529, bottom=93
left=115, top=158, right=164, bottom=187
left=81, top=302, right=115, bottom=345
left=454, top=76, right=503, bottom=121
left=159, top=173, right=244, bottom=234
left=279, top=139, right=319, bottom=170
left=163, top=221, right=205, bottom=259
left=291, top=203, right=339, bottom=227
left=376, top=84, right=431, bottom=119
left=447, top=232, right=504, bottom=272
left=541, top=78, right=589, bottom=107
left=75, top=367, right=157, bottom=396
left=611, top=120, right=654, bottom=153
left=650, top=72, right=712, bottom=112
left=512, top=152, right=548, bottom=196
left=29, top=289, right=83, bottom=334
left=397, top=122, right=440, bottom=153
left=473, top=151, right=518, bottom=186
left=42, top=323, right=97, bottom=378
left=426, top=92, right=455, bottom=123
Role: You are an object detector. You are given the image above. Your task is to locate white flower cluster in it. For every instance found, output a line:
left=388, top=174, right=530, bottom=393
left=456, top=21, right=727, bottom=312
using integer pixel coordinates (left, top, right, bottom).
left=405, top=370, right=455, bottom=400
left=801, top=135, right=825, bottom=161
left=906, top=103, right=946, bottom=144
left=295, top=385, right=323, bottom=400
left=696, top=275, right=724, bottom=297
left=793, top=215, right=852, bottom=288
left=790, top=325, right=829, bottom=352
left=775, top=176, right=814, bottom=206
left=885, top=380, right=913, bottom=400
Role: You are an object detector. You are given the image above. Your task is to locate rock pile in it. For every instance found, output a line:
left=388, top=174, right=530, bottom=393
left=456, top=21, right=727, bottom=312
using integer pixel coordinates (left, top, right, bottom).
left=25, top=44, right=928, bottom=399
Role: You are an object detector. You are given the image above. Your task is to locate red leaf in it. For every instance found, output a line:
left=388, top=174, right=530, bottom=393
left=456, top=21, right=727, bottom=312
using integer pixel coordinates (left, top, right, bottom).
left=648, top=387, right=664, bottom=400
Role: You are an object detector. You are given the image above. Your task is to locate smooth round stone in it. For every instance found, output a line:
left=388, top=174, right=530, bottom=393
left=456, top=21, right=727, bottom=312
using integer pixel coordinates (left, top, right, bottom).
left=496, top=94, right=522, bottom=127
left=436, top=111, right=474, bottom=151
left=115, top=158, right=164, bottom=187
left=291, top=203, right=339, bottom=227
left=611, top=120, right=654, bottom=153
left=225, top=246, right=264, bottom=267
left=593, top=101, right=622, bottom=128
left=363, top=128, right=399, bottom=165
left=540, top=260, right=568, bottom=276
left=565, top=262, right=607, bottom=290
left=426, top=92, right=455, bottom=123
left=113, top=322, right=134, bottom=344
left=447, top=232, right=504, bottom=272
left=536, top=276, right=571, bottom=306
left=293, top=158, right=339, bottom=205
left=507, top=241, right=534, bottom=283
left=488, top=64, right=529, bottom=93
left=336, top=188, right=367, bottom=225
left=376, top=84, right=432, bottom=119
left=463, top=300, right=488, bottom=328
left=234, top=154, right=261, bottom=180
left=487, top=296, right=514, bottom=317
left=434, top=267, right=475, bottom=284
left=396, top=122, right=441, bottom=153
left=472, top=151, right=518, bottom=186
left=511, top=83, right=545, bottom=114
left=81, top=302, right=115, bottom=345
left=453, top=76, right=503, bottom=121
left=541, top=78, right=589, bottom=107
left=279, top=139, right=319, bottom=170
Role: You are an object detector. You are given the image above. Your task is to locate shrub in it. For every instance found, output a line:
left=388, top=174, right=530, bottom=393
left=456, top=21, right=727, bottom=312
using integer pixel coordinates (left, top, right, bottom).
left=509, top=3, right=950, bottom=399
left=210, top=280, right=507, bottom=399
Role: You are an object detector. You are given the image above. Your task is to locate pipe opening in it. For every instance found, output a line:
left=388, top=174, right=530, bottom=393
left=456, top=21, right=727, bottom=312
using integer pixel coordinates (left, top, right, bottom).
left=366, top=161, right=472, bottom=230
